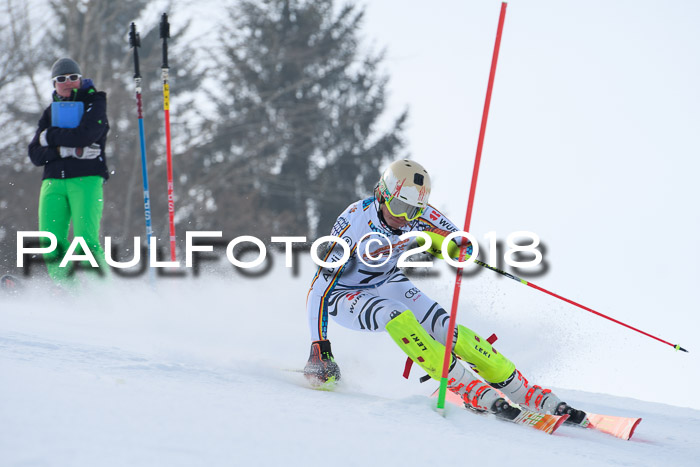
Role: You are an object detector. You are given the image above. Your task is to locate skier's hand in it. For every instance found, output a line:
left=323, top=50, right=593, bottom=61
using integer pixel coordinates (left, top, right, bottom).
left=303, top=339, right=341, bottom=386
left=417, top=229, right=472, bottom=260
left=39, top=129, right=49, bottom=147
left=76, top=144, right=101, bottom=160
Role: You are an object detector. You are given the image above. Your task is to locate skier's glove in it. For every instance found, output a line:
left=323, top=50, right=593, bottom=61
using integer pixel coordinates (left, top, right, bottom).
left=76, top=144, right=101, bottom=160
left=303, top=339, right=341, bottom=386
left=416, top=230, right=472, bottom=260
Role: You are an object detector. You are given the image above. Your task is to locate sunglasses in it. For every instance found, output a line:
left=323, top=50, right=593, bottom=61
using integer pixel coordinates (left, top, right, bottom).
left=53, top=74, right=81, bottom=83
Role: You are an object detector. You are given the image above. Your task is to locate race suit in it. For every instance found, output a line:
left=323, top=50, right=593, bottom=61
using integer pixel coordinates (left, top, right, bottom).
left=305, top=198, right=568, bottom=413
left=306, top=196, right=463, bottom=345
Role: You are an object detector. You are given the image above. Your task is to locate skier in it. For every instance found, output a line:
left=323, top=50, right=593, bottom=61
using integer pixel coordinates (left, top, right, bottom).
left=27, top=58, right=110, bottom=286
left=304, top=159, right=587, bottom=425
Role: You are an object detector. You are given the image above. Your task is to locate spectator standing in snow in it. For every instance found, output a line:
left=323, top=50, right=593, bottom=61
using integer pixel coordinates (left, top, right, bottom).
left=28, top=58, right=110, bottom=286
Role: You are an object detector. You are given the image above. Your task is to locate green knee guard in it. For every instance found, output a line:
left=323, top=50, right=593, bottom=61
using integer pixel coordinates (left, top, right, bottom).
left=385, top=310, right=447, bottom=380
left=453, top=324, right=515, bottom=384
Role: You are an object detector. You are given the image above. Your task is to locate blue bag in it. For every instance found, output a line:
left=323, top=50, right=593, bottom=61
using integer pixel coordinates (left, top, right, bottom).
left=51, top=102, right=84, bottom=128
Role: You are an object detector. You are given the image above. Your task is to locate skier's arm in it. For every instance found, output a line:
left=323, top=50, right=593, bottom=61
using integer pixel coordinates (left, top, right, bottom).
left=306, top=233, right=355, bottom=341
left=416, top=205, right=472, bottom=260
left=43, top=94, right=108, bottom=148
left=417, top=230, right=473, bottom=260
left=304, top=218, right=356, bottom=384
left=28, top=108, right=61, bottom=166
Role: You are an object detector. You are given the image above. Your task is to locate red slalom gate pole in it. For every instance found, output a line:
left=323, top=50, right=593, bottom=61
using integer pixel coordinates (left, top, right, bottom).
left=437, top=2, right=508, bottom=413
left=473, top=258, right=688, bottom=352
left=161, top=13, right=177, bottom=261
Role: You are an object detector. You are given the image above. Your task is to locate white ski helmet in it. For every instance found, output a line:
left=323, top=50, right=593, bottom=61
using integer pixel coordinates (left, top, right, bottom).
left=376, top=159, right=431, bottom=221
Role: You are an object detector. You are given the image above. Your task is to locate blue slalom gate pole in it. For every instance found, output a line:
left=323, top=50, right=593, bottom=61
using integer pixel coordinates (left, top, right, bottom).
left=129, top=22, right=154, bottom=279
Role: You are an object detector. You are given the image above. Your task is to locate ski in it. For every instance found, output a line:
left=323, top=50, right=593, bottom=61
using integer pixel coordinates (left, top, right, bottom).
left=508, top=406, right=569, bottom=435
left=574, top=412, right=642, bottom=440
left=475, top=383, right=640, bottom=439
left=436, top=387, right=569, bottom=435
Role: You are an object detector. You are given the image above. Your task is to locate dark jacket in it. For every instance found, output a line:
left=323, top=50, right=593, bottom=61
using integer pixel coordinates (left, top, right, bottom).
left=28, top=79, right=110, bottom=181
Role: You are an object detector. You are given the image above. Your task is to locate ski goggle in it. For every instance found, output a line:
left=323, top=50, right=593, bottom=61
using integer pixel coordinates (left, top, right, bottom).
left=384, top=195, right=424, bottom=221
left=53, top=74, right=81, bottom=83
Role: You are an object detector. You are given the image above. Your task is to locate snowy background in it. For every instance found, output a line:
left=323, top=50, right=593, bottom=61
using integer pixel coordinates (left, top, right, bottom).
left=2, top=0, right=700, bottom=465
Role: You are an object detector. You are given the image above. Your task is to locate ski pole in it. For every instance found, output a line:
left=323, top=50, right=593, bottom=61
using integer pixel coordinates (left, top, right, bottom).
left=129, top=22, right=154, bottom=277
left=468, top=258, right=688, bottom=352
left=160, top=12, right=177, bottom=262
left=437, top=2, right=508, bottom=414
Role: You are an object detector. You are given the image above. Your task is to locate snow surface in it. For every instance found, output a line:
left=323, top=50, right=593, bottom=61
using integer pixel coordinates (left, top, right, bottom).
left=2, top=3, right=699, bottom=465
left=2, top=256, right=699, bottom=466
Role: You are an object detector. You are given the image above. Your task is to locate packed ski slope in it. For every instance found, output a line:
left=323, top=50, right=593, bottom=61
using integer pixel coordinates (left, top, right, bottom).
left=1, top=257, right=698, bottom=467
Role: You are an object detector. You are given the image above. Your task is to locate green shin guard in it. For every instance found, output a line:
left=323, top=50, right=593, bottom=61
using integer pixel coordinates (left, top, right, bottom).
left=385, top=310, right=448, bottom=380
left=453, top=324, right=515, bottom=385
left=386, top=311, right=506, bottom=412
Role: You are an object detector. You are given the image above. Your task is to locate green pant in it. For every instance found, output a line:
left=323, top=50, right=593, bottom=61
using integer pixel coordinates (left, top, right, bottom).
left=38, top=176, right=108, bottom=285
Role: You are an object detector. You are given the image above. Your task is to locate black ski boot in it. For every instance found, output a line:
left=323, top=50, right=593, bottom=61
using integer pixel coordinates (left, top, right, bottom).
left=491, top=398, right=521, bottom=421
left=555, top=402, right=588, bottom=426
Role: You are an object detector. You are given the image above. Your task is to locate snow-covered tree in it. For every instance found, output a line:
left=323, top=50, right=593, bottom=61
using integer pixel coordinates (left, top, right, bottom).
left=193, top=0, right=408, bottom=237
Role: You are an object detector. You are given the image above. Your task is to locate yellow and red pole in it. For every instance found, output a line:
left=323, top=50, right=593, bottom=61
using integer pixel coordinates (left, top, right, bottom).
left=161, top=12, right=177, bottom=262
